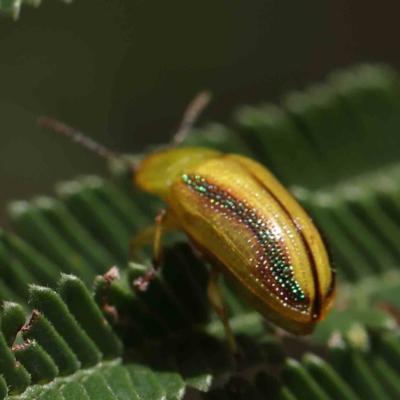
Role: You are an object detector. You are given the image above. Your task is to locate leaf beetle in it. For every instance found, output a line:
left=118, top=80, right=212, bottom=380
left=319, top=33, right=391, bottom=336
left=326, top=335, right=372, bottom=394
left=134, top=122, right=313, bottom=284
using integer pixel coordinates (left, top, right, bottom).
left=38, top=92, right=337, bottom=363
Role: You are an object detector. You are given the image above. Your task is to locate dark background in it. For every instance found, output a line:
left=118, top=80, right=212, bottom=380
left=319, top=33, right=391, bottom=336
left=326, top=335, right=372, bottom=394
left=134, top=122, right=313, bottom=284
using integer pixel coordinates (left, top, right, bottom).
left=0, top=0, right=399, bottom=228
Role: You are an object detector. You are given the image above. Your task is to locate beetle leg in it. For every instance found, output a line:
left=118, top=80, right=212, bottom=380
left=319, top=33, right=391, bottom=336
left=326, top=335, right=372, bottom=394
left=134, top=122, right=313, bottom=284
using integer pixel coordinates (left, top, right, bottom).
left=130, top=207, right=182, bottom=257
left=129, top=225, right=157, bottom=261
left=132, top=209, right=177, bottom=292
left=207, top=268, right=243, bottom=366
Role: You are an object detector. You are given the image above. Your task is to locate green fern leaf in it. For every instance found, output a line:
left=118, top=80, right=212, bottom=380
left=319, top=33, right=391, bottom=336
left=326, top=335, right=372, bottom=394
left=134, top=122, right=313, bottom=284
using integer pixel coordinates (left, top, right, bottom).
left=1, top=63, right=400, bottom=399
left=0, top=0, right=71, bottom=20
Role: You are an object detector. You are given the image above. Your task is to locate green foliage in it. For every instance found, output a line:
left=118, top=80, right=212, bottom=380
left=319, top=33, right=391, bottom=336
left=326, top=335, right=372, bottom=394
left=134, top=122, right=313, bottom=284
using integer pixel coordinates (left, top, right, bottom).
left=0, top=0, right=71, bottom=20
left=1, top=64, right=400, bottom=399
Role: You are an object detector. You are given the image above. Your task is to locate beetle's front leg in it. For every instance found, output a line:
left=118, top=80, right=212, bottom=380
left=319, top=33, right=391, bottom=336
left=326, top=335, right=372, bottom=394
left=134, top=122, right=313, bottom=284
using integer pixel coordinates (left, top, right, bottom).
left=207, top=268, right=243, bottom=367
left=132, top=209, right=167, bottom=291
left=131, top=208, right=181, bottom=292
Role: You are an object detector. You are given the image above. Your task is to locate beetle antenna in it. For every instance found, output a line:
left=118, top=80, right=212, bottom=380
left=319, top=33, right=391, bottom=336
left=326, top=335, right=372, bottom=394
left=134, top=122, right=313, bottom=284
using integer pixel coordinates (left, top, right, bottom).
left=38, top=91, right=211, bottom=170
left=170, top=90, right=212, bottom=148
left=37, top=117, right=117, bottom=161
left=37, top=116, right=136, bottom=173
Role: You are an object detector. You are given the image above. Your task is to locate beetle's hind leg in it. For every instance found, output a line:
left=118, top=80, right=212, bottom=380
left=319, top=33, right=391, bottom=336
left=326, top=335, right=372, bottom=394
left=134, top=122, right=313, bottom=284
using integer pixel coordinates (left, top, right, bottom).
left=207, top=268, right=243, bottom=368
left=131, top=209, right=180, bottom=291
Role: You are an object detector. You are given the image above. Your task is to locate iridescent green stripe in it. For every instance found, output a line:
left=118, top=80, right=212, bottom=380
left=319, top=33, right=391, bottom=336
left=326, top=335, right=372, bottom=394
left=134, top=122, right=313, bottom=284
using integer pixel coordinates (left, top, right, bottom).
left=182, top=174, right=308, bottom=310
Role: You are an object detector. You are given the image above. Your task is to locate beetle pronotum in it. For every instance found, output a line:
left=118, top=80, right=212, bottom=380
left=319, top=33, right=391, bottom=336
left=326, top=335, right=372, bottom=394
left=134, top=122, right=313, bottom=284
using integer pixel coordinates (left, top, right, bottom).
left=38, top=92, right=336, bottom=365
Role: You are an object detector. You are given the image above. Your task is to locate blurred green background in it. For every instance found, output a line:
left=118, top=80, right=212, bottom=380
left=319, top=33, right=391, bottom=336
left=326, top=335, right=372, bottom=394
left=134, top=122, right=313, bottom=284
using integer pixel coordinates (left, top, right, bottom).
left=0, top=0, right=399, bottom=229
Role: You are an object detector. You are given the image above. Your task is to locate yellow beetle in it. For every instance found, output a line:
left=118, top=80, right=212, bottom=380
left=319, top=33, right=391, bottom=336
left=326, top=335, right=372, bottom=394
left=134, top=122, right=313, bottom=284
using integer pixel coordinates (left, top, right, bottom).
left=38, top=92, right=336, bottom=362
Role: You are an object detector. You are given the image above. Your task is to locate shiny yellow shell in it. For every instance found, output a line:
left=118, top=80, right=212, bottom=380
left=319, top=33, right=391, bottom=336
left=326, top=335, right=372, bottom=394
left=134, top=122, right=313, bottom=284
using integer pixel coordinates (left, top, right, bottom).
left=135, top=147, right=336, bottom=335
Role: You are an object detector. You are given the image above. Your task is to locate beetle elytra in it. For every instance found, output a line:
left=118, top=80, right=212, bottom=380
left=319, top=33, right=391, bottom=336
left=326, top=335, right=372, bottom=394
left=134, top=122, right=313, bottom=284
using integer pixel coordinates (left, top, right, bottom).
left=38, top=92, right=336, bottom=363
